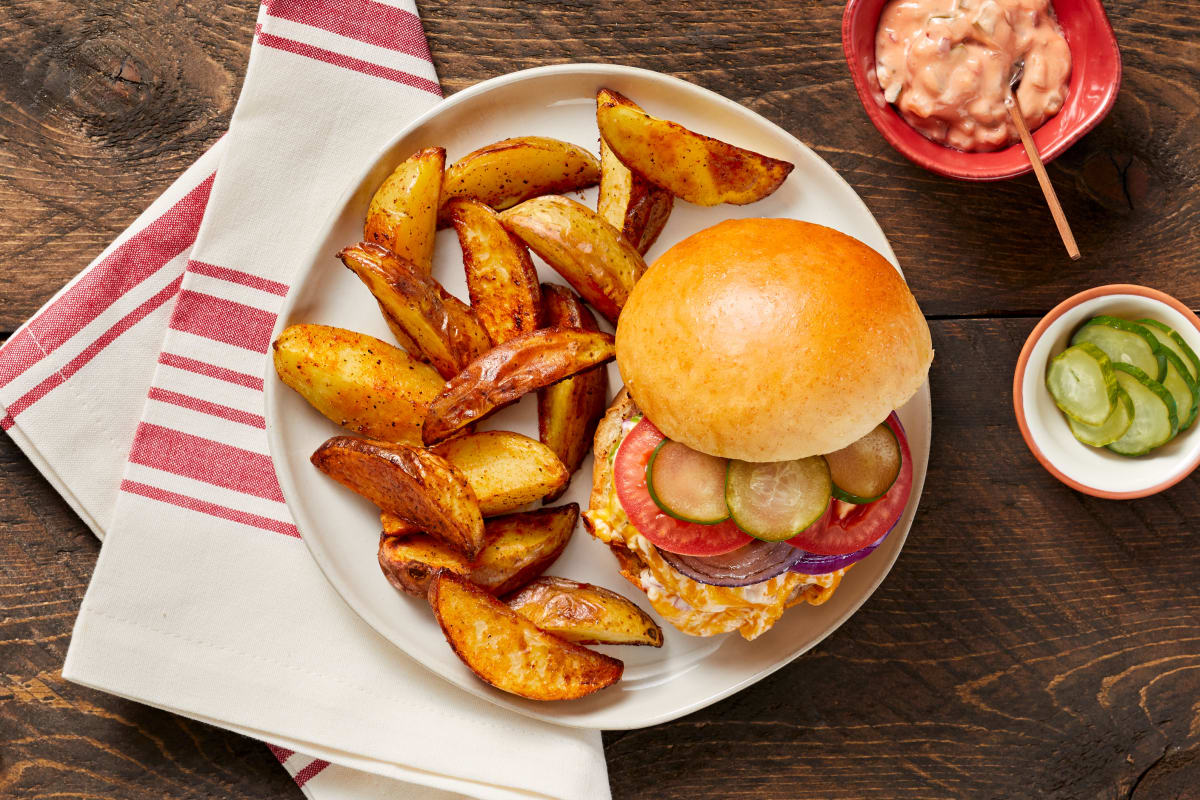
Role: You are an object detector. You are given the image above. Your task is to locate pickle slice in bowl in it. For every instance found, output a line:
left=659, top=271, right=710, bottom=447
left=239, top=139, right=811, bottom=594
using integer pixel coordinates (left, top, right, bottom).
left=1045, top=342, right=1119, bottom=426
left=1107, top=363, right=1178, bottom=457
left=1067, top=386, right=1133, bottom=447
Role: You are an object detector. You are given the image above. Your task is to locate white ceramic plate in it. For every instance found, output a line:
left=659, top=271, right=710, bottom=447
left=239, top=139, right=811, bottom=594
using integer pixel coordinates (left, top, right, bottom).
left=265, top=64, right=932, bottom=730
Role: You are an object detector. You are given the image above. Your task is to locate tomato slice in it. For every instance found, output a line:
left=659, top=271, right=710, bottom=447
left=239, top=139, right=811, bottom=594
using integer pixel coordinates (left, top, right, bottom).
left=787, top=413, right=914, bottom=556
left=613, top=419, right=752, bottom=556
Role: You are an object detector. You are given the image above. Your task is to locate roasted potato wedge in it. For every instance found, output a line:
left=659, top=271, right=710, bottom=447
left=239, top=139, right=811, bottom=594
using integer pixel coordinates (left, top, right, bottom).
left=507, top=577, right=663, bottom=647
left=311, top=436, right=486, bottom=558
left=364, top=146, right=444, bottom=275
left=446, top=198, right=543, bottom=345
left=380, top=511, right=422, bottom=538
left=596, top=88, right=794, bottom=206
left=597, top=135, right=673, bottom=255
left=380, top=504, right=577, bottom=597
left=439, top=137, right=601, bottom=220
left=339, top=242, right=490, bottom=379
left=428, top=570, right=623, bottom=700
left=272, top=324, right=443, bottom=444
left=422, top=329, right=616, bottom=444
left=537, top=285, right=608, bottom=501
left=498, top=195, right=645, bottom=327
left=431, top=430, right=569, bottom=514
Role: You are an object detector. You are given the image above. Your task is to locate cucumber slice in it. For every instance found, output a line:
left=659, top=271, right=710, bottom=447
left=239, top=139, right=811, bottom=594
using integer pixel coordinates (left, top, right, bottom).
left=1045, top=343, right=1119, bottom=426
left=646, top=440, right=730, bottom=524
left=1107, top=363, right=1178, bottom=457
left=1137, top=319, right=1198, bottom=383
left=725, top=457, right=831, bottom=542
left=1067, top=386, right=1133, bottom=447
left=1159, top=348, right=1199, bottom=431
left=1071, top=317, right=1167, bottom=383
left=826, top=423, right=902, bottom=504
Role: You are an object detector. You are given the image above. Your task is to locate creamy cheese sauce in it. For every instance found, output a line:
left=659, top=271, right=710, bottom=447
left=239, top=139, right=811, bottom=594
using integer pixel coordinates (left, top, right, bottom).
left=875, top=0, right=1071, bottom=151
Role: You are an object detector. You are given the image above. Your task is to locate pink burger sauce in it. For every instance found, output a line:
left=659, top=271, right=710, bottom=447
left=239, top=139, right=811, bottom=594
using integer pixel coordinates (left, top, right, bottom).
left=875, top=0, right=1071, bottom=152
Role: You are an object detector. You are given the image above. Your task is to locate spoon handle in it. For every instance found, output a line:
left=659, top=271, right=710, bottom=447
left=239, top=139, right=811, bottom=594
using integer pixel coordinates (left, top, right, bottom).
left=1008, top=101, right=1080, bottom=260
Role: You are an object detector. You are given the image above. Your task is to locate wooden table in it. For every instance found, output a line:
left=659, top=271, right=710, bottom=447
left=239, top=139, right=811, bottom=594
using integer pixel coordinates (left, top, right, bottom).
left=3, top=1, right=1198, bottom=797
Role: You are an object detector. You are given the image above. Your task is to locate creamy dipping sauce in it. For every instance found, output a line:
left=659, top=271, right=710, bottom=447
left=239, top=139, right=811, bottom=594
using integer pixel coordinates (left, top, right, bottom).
left=875, top=0, right=1071, bottom=152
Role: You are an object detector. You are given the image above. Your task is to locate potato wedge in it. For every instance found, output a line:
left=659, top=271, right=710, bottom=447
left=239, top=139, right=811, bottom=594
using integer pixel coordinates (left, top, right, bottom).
left=339, top=242, right=490, bottom=379
left=380, top=504, right=576, bottom=597
left=471, top=504, right=577, bottom=596
left=498, top=195, right=646, bottom=327
left=422, top=329, right=616, bottom=444
left=596, top=88, right=794, bottom=206
left=380, top=511, right=422, bottom=538
left=364, top=146, right=444, bottom=275
left=537, top=285, right=608, bottom=501
left=428, top=570, right=623, bottom=700
left=431, top=430, right=569, bottom=514
left=507, top=577, right=663, bottom=647
left=272, top=324, right=443, bottom=444
left=446, top=198, right=543, bottom=345
left=597, top=135, right=673, bottom=254
left=439, top=137, right=601, bottom=220
left=311, top=436, right=486, bottom=558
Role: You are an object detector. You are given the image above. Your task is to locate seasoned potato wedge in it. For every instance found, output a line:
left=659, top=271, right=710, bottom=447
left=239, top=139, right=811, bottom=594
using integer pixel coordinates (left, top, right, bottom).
left=439, top=137, right=601, bottom=220
left=446, top=198, right=543, bottom=345
left=422, top=329, right=616, bottom=444
left=537, top=285, right=608, bottom=501
left=379, top=504, right=577, bottom=597
left=596, top=88, right=794, bottom=206
left=311, top=436, right=486, bottom=558
left=428, top=570, right=623, bottom=700
left=597, top=135, right=673, bottom=255
left=507, top=577, right=664, bottom=647
left=431, top=430, right=569, bottom=514
left=272, top=324, right=443, bottom=444
left=380, top=511, right=422, bottom=538
left=364, top=147, right=444, bottom=275
left=471, top=504, right=577, bottom=596
left=498, top=196, right=646, bottom=328
left=339, top=242, right=490, bottom=379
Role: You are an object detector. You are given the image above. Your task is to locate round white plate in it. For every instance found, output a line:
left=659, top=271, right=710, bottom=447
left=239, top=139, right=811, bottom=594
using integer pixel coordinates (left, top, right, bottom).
left=265, top=63, right=932, bottom=730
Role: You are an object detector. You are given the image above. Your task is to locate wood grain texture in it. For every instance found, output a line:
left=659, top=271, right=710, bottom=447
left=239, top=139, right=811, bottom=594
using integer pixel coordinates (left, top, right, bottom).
left=2, top=0, right=1199, bottom=798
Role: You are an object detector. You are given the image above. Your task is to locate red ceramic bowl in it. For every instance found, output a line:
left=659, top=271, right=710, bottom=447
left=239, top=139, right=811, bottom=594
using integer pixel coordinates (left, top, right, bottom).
left=842, top=0, right=1122, bottom=181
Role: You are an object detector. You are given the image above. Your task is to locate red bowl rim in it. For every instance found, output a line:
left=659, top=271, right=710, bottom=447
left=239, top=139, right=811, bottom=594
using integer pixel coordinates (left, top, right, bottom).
left=841, top=0, right=1122, bottom=181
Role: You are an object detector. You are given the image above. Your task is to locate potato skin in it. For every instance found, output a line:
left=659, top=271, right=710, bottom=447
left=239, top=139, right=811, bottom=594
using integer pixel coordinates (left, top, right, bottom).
left=311, top=436, right=486, bottom=558
left=597, top=136, right=673, bottom=255
left=339, top=242, right=490, bottom=379
left=365, top=146, right=444, bottom=275
left=430, top=430, right=568, bottom=514
left=507, top=577, right=664, bottom=647
left=423, top=328, right=616, bottom=444
left=428, top=570, right=622, bottom=701
left=498, top=195, right=646, bottom=327
left=596, top=88, right=794, bottom=206
left=537, top=285, right=608, bottom=501
left=446, top=197, right=543, bottom=345
left=438, top=136, right=600, bottom=221
left=272, top=324, right=443, bottom=444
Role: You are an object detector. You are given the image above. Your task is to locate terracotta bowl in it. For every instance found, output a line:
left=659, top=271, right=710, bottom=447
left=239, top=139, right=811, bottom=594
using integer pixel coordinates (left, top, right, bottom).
left=842, top=0, right=1122, bottom=180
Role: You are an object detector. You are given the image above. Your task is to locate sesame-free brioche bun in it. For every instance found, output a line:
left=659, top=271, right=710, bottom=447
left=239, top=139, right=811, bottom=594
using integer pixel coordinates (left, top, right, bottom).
left=615, top=218, right=932, bottom=461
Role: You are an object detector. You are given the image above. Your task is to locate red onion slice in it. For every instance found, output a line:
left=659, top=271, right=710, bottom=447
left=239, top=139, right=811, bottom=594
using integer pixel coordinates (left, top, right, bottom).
left=788, top=528, right=890, bottom=575
left=656, top=539, right=807, bottom=587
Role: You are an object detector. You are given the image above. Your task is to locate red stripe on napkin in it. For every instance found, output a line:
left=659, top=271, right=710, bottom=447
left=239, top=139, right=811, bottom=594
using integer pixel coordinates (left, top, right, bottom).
left=0, top=176, right=213, bottom=389
left=3, top=276, right=184, bottom=423
left=187, top=261, right=290, bottom=297
left=147, top=387, right=266, bottom=429
left=121, top=480, right=300, bottom=538
left=265, top=0, right=432, bottom=61
left=170, top=290, right=277, bottom=353
left=128, top=423, right=284, bottom=502
left=255, top=29, right=441, bottom=96
left=292, top=759, right=331, bottom=787
left=158, top=353, right=265, bottom=391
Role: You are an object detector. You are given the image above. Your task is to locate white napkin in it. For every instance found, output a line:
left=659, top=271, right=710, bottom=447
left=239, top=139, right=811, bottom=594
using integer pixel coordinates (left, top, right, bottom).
left=0, top=1, right=609, bottom=798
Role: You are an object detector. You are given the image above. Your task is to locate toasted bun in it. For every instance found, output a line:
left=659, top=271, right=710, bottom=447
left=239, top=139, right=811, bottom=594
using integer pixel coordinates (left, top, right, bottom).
left=616, top=218, right=931, bottom=460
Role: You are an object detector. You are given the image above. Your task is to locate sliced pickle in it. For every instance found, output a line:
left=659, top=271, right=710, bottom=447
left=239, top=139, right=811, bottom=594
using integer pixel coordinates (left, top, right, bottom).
left=725, top=457, right=831, bottom=542
left=646, top=440, right=730, bottom=524
left=1159, top=349, right=1198, bottom=431
left=1071, top=317, right=1166, bottom=383
left=826, top=423, right=901, bottom=504
left=1045, top=343, right=1119, bottom=426
left=1137, top=319, right=1198, bottom=383
left=1107, top=363, right=1178, bottom=457
left=1067, top=386, right=1133, bottom=447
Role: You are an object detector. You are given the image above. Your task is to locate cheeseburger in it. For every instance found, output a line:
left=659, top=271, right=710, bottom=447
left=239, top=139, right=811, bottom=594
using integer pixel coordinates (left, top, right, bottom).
left=583, top=218, right=932, bottom=640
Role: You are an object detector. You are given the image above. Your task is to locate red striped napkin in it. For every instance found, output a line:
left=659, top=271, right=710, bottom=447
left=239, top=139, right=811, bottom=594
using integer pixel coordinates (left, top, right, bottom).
left=0, top=2, right=608, bottom=798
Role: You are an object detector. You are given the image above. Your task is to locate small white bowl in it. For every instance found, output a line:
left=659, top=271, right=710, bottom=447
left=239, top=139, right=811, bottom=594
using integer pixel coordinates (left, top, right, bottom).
left=1014, top=285, right=1200, bottom=499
